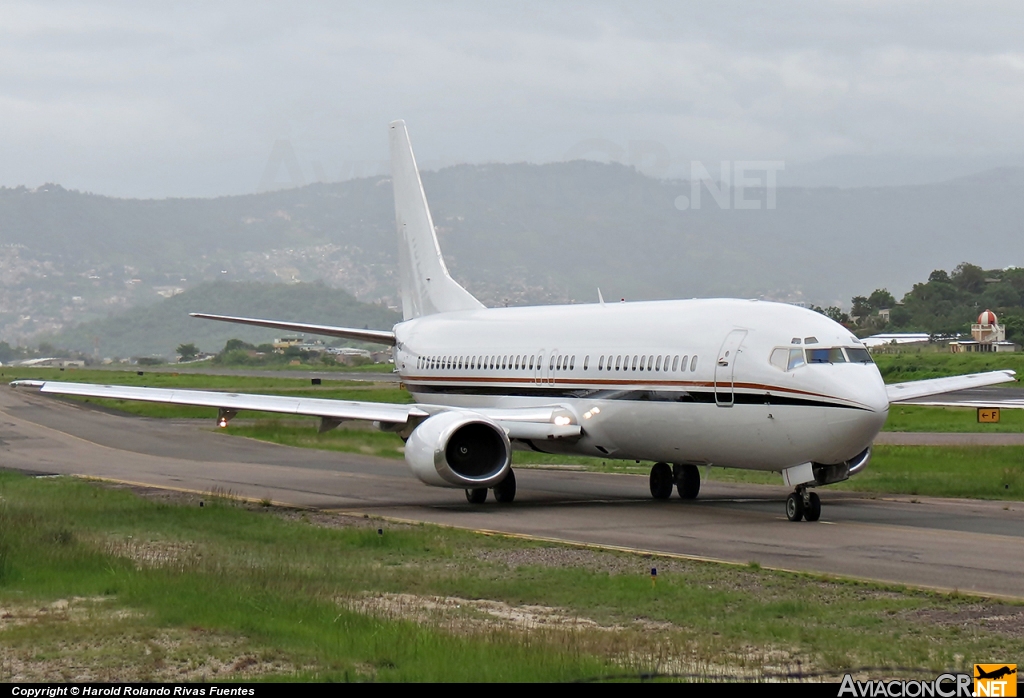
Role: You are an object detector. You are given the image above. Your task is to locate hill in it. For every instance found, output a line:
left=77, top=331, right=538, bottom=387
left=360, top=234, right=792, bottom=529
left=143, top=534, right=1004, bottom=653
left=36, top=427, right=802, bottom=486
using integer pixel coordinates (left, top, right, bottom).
left=43, top=281, right=400, bottom=358
left=3, top=163, right=1024, bottom=343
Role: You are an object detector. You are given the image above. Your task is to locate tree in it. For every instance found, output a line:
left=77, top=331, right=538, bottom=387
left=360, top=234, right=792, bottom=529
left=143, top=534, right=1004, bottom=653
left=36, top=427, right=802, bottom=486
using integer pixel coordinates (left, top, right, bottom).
left=851, top=296, right=871, bottom=318
left=867, top=288, right=896, bottom=311
left=951, top=262, right=985, bottom=294
left=928, top=269, right=950, bottom=284
left=176, top=343, right=199, bottom=360
left=223, top=338, right=255, bottom=352
left=812, top=305, right=849, bottom=324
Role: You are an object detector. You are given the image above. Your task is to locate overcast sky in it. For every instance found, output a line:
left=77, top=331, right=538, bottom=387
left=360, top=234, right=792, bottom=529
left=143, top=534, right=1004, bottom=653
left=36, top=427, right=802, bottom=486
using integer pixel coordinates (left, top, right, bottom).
left=2, top=1, right=1024, bottom=198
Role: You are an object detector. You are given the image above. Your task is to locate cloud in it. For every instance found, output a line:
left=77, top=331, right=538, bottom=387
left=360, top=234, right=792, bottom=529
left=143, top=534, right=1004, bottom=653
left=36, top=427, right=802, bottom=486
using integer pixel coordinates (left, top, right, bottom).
left=1, top=1, right=1022, bottom=196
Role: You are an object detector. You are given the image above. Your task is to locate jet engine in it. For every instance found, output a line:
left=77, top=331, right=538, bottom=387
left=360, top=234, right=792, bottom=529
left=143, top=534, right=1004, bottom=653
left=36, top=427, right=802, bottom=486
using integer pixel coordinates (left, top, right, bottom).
left=405, top=411, right=511, bottom=488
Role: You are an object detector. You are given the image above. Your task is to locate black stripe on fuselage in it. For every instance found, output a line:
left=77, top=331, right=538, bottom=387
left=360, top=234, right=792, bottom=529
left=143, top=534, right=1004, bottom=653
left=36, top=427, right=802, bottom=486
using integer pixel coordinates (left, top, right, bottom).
left=404, top=383, right=868, bottom=410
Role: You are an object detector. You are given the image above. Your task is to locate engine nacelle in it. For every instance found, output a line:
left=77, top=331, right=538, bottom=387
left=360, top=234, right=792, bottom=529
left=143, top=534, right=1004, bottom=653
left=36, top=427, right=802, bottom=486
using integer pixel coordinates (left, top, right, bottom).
left=405, top=411, right=511, bottom=488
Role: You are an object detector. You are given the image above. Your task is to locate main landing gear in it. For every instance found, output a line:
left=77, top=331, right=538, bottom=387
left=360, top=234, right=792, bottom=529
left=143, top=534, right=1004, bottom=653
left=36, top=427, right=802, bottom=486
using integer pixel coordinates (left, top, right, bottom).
left=649, top=462, right=700, bottom=500
left=465, top=468, right=517, bottom=504
left=785, top=486, right=821, bottom=522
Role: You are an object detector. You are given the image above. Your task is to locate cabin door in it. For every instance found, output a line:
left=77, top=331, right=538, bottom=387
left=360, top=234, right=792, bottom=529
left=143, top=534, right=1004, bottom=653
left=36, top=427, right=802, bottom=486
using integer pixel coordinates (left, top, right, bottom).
left=714, top=330, right=748, bottom=407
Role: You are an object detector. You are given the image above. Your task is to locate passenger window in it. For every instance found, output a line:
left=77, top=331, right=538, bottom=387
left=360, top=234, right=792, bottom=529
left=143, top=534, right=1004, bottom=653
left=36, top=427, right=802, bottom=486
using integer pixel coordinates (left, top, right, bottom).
left=549, top=355, right=555, bottom=370
left=690, top=356, right=698, bottom=372
left=570, top=355, right=575, bottom=370
left=615, top=355, right=622, bottom=370
left=599, top=356, right=605, bottom=370
left=655, top=356, right=662, bottom=371
left=584, top=355, right=589, bottom=370
left=672, top=356, right=679, bottom=371
left=631, top=355, right=638, bottom=370
left=647, top=355, right=654, bottom=371
left=529, top=355, right=535, bottom=370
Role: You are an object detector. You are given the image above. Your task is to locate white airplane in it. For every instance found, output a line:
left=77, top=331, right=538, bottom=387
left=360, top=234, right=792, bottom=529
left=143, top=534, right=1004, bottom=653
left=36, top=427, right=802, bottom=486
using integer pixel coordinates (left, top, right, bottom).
left=19, top=121, right=1017, bottom=522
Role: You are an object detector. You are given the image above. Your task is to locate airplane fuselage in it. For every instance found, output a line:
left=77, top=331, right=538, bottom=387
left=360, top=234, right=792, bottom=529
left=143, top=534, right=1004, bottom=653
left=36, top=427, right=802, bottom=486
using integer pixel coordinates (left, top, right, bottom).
left=393, top=297, right=889, bottom=472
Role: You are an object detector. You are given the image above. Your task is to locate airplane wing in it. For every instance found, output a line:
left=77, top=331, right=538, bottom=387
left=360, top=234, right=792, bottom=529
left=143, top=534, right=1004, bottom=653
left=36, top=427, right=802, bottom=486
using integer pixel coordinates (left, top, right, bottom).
left=13, top=381, right=581, bottom=440
left=886, top=370, right=1017, bottom=403
left=189, top=313, right=396, bottom=346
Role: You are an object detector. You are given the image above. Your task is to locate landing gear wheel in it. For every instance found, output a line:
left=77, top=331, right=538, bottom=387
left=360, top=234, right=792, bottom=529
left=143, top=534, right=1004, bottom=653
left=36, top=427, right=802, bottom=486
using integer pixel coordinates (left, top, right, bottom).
left=804, top=492, right=821, bottom=522
left=465, top=487, right=487, bottom=504
left=674, top=463, right=701, bottom=499
left=493, top=468, right=517, bottom=503
left=650, top=462, right=673, bottom=500
left=785, top=492, right=804, bottom=522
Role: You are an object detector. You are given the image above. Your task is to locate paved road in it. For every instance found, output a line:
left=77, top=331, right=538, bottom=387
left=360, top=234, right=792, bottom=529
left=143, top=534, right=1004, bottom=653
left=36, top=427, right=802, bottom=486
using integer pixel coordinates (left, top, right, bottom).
left=2, top=387, right=1023, bottom=599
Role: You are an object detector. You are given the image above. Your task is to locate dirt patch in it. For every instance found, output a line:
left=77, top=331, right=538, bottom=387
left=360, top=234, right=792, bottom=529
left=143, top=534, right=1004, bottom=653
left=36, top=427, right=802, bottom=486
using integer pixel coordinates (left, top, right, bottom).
left=344, top=592, right=624, bottom=632
left=103, top=537, right=201, bottom=571
left=0, top=597, right=294, bottom=682
left=908, top=604, right=1024, bottom=639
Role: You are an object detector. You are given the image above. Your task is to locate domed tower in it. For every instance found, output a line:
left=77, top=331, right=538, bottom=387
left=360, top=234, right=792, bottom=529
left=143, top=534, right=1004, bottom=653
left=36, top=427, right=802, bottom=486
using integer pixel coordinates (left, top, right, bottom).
left=972, top=309, right=1004, bottom=344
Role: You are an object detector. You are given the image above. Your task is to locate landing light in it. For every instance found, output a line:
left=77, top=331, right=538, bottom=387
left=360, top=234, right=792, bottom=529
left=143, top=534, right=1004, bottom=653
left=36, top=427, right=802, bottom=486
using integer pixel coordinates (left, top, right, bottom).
left=554, top=416, right=572, bottom=426
left=218, top=417, right=228, bottom=428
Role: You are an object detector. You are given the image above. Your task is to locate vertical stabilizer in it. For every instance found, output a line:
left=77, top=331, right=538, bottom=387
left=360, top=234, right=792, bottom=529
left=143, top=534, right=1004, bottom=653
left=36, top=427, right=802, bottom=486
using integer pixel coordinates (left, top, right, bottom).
left=389, top=120, right=484, bottom=320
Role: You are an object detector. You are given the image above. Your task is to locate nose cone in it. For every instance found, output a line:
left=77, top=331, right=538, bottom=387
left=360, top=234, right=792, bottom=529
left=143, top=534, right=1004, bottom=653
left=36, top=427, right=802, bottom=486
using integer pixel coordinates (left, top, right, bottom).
left=823, top=366, right=889, bottom=461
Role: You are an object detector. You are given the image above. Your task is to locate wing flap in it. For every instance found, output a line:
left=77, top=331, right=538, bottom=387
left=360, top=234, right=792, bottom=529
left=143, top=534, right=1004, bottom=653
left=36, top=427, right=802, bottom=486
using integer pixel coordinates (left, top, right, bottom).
left=189, top=313, right=396, bottom=346
left=886, top=370, right=1017, bottom=403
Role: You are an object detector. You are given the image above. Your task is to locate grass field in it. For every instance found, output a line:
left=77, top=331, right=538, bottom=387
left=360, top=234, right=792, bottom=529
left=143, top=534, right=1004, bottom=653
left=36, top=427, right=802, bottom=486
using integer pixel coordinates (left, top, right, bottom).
left=885, top=405, right=1024, bottom=432
left=1, top=471, right=1020, bottom=682
left=873, top=353, right=1024, bottom=383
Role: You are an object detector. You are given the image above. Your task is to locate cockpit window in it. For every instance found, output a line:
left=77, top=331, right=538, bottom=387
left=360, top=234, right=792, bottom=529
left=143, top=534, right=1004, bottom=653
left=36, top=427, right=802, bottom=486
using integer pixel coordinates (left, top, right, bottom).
left=845, top=347, right=873, bottom=363
left=806, top=347, right=847, bottom=364
left=770, top=347, right=807, bottom=371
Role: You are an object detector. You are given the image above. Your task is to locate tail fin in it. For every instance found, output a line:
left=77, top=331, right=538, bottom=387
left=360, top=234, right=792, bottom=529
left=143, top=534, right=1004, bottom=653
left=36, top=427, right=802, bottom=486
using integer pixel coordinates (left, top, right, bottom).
left=389, top=120, right=484, bottom=320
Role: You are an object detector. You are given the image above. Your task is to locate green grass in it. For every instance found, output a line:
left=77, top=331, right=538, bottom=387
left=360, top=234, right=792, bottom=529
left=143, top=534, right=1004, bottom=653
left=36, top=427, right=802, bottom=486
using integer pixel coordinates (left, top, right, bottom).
left=874, top=353, right=1024, bottom=383
left=835, top=445, right=1024, bottom=499
left=0, top=471, right=1020, bottom=681
left=884, top=405, right=1024, bottom=432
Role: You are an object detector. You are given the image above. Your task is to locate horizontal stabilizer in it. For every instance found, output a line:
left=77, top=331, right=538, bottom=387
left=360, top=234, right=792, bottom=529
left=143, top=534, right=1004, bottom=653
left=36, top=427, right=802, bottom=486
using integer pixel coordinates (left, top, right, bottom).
left=189, top=313, right=396, bottom=346
left=886, top=370, right=1016, bottom=403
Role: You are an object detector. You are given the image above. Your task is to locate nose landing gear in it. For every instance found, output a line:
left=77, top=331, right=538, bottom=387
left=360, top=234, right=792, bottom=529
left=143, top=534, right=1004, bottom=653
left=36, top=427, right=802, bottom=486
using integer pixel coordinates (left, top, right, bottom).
left=786, top=486, right=821, bottom=522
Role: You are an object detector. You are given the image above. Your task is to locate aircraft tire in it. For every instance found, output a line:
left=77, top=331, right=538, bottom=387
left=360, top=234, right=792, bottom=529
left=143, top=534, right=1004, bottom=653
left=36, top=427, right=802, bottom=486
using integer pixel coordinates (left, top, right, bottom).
left=785, top=492, right=804, bottom=522
left=650, top=462, right=673, bottom=500
left=493, top=468, right=517, bottom=503
left=466, top=487, right=488, bottom=504
left=804, top=492, right=821, bottom=522
left=674, top=463, right=701, bottom=499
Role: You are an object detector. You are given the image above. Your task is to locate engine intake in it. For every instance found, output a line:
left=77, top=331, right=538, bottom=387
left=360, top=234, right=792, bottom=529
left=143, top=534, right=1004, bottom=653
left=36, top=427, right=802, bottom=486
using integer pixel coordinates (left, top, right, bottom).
left=405, top=411, right=511, bottom=488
